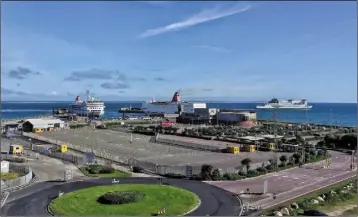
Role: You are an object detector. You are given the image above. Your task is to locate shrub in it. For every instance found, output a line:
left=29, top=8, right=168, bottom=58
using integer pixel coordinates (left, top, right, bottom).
left=238, top=171, right=246, bottom=177
left=223, top=173, right=242, bottom=180
left=200, top=164, right=213, bottom=180
left=191, top=174, right=202, bottom=181
left=246, top=170, right=257, bottom=177
left=257, top=167, right=268, bottom=174
left=101, top=167, right=114, bottom=174
left=211, top=169, right=222, bottom=181
left=265, top=164, right=273, bottom=171
left=132, top=166, right=144, bottom=173
left=88, top=165, right=103, bottom=174
left=97, top=191, right=145, bottom=205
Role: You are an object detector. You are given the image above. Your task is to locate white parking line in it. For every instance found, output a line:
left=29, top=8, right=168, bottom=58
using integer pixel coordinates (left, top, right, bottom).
left=1, top=192, right=9, bottom=208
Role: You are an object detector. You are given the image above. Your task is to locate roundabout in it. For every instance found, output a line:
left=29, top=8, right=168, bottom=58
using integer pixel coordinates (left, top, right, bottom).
left=49, top=184, right=200, bottom=216
left=1, top=177, right=241, bottom=216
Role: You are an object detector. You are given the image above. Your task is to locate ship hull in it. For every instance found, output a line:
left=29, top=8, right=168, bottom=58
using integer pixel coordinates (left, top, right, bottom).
left=256, top=105, right=312, bottom=109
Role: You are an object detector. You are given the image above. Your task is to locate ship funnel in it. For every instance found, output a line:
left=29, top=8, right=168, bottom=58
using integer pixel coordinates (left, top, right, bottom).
left=76, top=96, right=81, bottom=102
left=171, top=92, right=181, bottom=102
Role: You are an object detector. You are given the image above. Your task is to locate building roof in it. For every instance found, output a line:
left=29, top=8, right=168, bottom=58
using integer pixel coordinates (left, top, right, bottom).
left=24, top=118, right=64, bottom=128
left=239, top=136, right=264, bottom=141
left=261, top=134, right=284, bottom=139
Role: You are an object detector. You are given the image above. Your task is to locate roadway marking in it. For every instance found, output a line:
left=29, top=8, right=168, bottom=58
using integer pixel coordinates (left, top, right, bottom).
left=1, top=192, right=9, bottom=208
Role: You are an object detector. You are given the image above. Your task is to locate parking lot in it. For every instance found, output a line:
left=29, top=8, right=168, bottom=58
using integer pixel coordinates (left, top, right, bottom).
left=1, top=136, right=84, bottom=181
left=37, top=128, right=289, bottom=169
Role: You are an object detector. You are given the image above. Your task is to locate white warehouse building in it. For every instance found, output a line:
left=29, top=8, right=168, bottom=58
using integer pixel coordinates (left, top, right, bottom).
left=22, top=118, right=68, bottom=132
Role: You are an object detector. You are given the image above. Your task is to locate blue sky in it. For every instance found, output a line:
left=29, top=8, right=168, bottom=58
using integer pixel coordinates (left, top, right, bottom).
left=1, top=1, right=356, bottom=102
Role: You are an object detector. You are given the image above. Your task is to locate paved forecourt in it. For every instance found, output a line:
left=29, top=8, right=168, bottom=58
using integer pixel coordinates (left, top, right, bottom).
left=38, top=128, right=286, bottom=169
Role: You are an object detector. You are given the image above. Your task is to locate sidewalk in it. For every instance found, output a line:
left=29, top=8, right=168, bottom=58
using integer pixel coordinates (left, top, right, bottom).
left=250, top=170, right=356, bottom=210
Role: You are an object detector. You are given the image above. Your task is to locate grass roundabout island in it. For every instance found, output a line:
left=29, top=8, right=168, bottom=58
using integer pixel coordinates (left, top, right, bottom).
left=49, top=184, right=200, bottom=216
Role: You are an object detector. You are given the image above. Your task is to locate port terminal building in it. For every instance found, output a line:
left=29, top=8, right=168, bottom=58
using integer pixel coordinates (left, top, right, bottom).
left=22, top=119, right=68, bottom=133
left=178, top=108, right=257, bottom=127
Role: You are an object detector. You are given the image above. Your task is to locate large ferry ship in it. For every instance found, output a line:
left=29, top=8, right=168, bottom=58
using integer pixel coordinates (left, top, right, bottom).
left=141, top=91, right=207, bottom=114
left=69, top=90, right=105, bottom=117
left=256, top=98, right=312, bottom=109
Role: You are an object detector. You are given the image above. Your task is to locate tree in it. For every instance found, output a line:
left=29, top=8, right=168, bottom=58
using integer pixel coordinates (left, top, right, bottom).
left=292, top=153, right=301, bottom=164
left=211, top=168, right=221, bottom=181
left=296, top=135, right=305, bottom=144
left=241, top=158, right=252, bottom=173
left=279, top=155, right=288, bottom=166
left=200, top=164, right=213, bottom=180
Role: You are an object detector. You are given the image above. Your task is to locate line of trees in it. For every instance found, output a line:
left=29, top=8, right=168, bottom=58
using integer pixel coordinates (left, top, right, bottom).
left=317, top=134, right=357, bottom=150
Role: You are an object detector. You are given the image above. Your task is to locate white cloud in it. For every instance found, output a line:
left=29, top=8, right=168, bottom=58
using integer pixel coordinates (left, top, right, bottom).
left=195, top=45, right=231, bottom=53
left=139, top=4, right=252, bottom=38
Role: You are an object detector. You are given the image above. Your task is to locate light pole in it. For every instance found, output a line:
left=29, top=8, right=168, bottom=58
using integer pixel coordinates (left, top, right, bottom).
left=273, top=108, right=278, bottom=172
left=329, top=109, right=332, bottom=133
left=305, top=109, right=308, bottom=131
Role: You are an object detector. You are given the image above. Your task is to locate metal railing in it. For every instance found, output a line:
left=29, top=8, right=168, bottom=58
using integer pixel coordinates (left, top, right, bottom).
left=155, top=136, right=223, bottom=152
left=1, top=165, right=33, bottom=191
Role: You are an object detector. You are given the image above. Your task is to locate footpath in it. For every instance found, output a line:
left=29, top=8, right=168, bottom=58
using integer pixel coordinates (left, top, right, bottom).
left=249, top=170, right=357, bottom=214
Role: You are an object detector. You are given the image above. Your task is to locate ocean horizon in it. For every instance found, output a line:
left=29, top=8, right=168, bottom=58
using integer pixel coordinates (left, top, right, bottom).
left=1, top=101, right=356, bottom=127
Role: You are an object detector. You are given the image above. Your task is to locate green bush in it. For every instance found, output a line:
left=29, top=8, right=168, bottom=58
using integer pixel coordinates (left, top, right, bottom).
left=238, top=171, right=246, bottom=177
left=223, top=173, right=242, bottom=180
left=211, top=169, right=222, bottom=181
left=97, top=191, right=145, bottom=205
left=200, top=164, right=213, bottom=180
left=88, top=165, right=103, bottom=174
left=246, top=170, right=258, bottom=177
left=100, top=167, right=114, bottom=174
left=86, top=165, right=115, bottom=174
left=265, top=164, right=274, bottom=171
left=256, top=167, right=268, bottom=174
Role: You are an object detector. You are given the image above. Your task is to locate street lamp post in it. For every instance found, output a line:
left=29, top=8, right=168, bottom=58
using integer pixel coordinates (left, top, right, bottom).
left=329, top=109, right=332, bottom=134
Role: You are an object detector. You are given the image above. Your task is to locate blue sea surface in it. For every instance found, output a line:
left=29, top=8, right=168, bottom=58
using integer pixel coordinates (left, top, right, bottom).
left=1, top=101, right=356, bottom=127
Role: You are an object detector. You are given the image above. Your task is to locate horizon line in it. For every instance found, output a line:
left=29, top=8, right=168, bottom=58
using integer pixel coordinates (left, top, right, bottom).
left=1, top=100, right=357, bottom=104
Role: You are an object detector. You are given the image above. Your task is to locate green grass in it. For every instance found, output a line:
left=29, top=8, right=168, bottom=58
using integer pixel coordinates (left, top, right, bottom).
left=0, top=172, right=23, bottom=181
left=49, top=184, right=200, bottom=216
left=260, top=179, right=357, bottom=215
left=343, top=207, right=357, bottom=216
left=318, top=196, right=358, bottom=212
left=79, top=166, right=131, bottom=178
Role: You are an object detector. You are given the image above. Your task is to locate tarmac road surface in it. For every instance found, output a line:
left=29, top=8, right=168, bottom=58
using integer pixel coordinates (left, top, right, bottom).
left=248, top=170, right=356, bottom=212
left=1, top=177, right=241, bottom=216
left=207, top=151, right=356, bottom=195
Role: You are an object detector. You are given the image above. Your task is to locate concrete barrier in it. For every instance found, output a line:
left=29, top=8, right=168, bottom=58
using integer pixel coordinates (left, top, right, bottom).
left=1, top=165, right=33, bottom=191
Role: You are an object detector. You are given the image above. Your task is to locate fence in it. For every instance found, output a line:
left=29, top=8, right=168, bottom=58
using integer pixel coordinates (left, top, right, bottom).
left=154, top=136, right=223, bottom=152
left=32, top=146, right=85, bottom=165
left=1, top=165, right=33, bottom=191
left=22, top=132, right=240, bottom=177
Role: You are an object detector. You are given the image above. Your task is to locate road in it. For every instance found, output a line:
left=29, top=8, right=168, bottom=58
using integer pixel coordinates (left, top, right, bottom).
left=249, top=171, right=356, bottom=212
left=206, top=151, right=357, bottom=211
left=1, top=135, right=84, bottom=182
left=1, top=177, right=240, bottom=216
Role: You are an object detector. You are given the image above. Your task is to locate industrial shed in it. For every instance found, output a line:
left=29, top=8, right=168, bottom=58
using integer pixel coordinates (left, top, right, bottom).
left=22, top=119, right=66, bottom=132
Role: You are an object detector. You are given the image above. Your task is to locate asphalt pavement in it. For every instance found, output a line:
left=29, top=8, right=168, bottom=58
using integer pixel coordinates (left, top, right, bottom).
left=1, top=177, right=241, bottom=216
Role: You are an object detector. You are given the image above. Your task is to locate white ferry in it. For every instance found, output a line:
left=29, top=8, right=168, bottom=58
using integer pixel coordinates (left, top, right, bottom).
left=69, top=90, right=105, bottom=117
left=256, top=98, right=312, bottom=109
left=141, top=91, right=206, bottom=114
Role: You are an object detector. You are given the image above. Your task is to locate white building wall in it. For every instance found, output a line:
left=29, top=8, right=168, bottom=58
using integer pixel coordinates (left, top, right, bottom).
left=1, top=161, right=9, bottom=173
